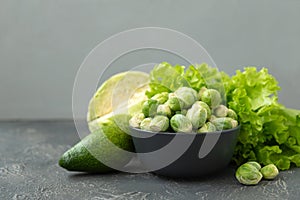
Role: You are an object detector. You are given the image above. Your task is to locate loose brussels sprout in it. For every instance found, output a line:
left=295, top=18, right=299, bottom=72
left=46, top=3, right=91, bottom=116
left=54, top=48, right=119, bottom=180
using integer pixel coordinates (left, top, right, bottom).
left=186, top=104, right=207, bottom=129
left=211, top=117, right=238, bottom=130
left=247, top=161, right=261, bottom=170
left=142, top=99, right=159, bottom=117
left=170, top=114, right=193, bottom=133
left=213, top=105, right=228, bottom=117
left=174, top=87, right=198, bottom=108
left=166, top=93, right=185, bottom=111
left=129, top=113, right=145, bottom=128
left=227, top=109, right=238, bottom=120
left=260, top=164, right=279, bottom=180
left=198, top=122, right=216, bottom=133
left=151, top=92, right=169, bottom=104
left=140, top=118, right=152, bottom=131
left=157, top=104, right=172, bottom=118
left=235, top=162, right=263, bottom=185
left=149, top=115, right=169, bottom=132
left=200, top=89, right=222, bottom=108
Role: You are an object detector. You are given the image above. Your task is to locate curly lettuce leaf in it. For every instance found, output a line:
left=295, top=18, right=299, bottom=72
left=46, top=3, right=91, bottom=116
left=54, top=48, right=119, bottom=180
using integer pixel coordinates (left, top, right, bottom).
left=145, top=62, right=190, bottom=98
left=226, top=67, right=300, bottom=170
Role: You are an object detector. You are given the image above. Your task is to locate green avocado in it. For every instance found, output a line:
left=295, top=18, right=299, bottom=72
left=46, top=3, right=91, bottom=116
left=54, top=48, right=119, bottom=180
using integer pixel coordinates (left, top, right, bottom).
left=59, top=114, right=134, bottom=173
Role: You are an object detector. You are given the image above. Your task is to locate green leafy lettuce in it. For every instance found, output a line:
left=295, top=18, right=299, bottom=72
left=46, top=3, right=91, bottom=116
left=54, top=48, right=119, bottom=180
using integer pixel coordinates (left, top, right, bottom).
left=146, top=62, right=300, bottom=170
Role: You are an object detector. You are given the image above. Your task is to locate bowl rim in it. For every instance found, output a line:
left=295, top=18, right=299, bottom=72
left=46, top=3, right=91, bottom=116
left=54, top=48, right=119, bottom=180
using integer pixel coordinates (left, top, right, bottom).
left=130, top=124, right=241, bottom=136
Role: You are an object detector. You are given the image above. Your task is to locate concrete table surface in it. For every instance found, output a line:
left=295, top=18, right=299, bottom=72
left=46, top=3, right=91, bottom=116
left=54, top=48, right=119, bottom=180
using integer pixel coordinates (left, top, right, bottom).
left=1, top=121, right=299, bottom=200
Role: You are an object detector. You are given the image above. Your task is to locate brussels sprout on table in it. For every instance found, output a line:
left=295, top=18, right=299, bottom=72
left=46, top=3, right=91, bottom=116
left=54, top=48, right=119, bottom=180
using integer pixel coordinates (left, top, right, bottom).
left=149, top=115, right=169, bottom=132
left=247, top=161, right=261, bottom=170
left=170, top=114, right=193, bottom=133
left=235, top=162, right=263, bottom=185
left=186, top=103, right=207, bottom=129
left=260, top=164, right=279, bottom=180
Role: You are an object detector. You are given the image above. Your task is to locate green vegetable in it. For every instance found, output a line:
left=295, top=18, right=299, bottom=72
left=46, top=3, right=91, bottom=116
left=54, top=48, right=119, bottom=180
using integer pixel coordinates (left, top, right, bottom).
left=149, top=115, right=169, bottom=132
left=211, top=117, right=238, bottom=130
left=213, top=105, right=228, bottom=117
left=200, top=89, right=222, bottom=108
left=145, top=62, right=189, bottom=98
left=142, top=99, right=159, bottom=117
left=225, top=67, right=300, bottom=170
left=59, top=115, right=134, bottom=173
left=194, top=101, right=211, bottom=118
left=227, top=109, right=238, bottom=120
left=144, top=62, right=300, bottom=171
left=235, top=162, right=263, bottom=185
left=260, top=164, right=279, bottom=179
left=174, top=87, right=198, bottom=109
left=157, top=104, right=172, bottom=118
left=198, top=122, right=216, bottom=133
left=170, top=114, right=193, bottom=133
left=166, top=93, right=185, bottom=111
left=247, top=161, right=261, bottom=170
left=140, top=118, right=152, bottom=131
left=186, top=103, right=207, bottom=129
left=129, top=113, right=145, bottom=128
left=151, top=92, right=169, bottom=104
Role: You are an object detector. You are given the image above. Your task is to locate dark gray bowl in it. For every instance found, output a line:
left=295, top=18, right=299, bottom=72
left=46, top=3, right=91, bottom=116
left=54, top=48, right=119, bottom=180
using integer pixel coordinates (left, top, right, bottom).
left=130, top=126, right=240, bottom=178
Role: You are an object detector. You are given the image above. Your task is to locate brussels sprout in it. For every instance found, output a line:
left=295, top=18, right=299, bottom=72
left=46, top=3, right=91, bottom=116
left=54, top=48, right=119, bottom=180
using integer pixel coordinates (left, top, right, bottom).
left=174, top=87, right=198, bottom=108
left=200, top=89, right=222, bottom=108
left=198, top=87, right=207, bottom=99
left=129, top=113, right=145, bottom=128
left=157, top=104, right=172, bottom=118
left=194, top=101, right=211, bottom=118
left=166, top=93, right=185, bottom=111
left=235, top=162, right=263, bottom=185
left=208, top=115, right=217, bottom=122
left=142, top=99, right=159, bottom=117
left=198, top=122, right=216, bottom=133
left=151, top=92, right=169, bottom=104
left=227, top=109, right=238, bottom=120
left=260, top=164, right=279, bottom=180
left=140, top=118, right=152, bottom=131
left=211, top=117, right=238, bottom=130
left=149, top=115, right=169, bottom=132
left=170, top=114, right=193, bottom=133
left=247, top=161, right=261, bottom=170
left=186, top=105, right=207, bottom=129
left=213, top=105, right=229, bottom=117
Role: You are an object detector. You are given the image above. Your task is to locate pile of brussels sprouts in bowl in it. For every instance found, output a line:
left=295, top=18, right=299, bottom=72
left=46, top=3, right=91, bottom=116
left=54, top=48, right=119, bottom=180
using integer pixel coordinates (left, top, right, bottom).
left=129, top=86, right=239, bottom=133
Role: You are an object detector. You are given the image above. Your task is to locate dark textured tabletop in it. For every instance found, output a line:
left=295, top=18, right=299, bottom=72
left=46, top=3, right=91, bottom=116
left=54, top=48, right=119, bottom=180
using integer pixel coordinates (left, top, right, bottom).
left=1, top=121, right=300, bottom=200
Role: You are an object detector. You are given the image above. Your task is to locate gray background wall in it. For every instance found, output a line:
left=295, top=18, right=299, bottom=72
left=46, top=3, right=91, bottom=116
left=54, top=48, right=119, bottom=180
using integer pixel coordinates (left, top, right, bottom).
left=0, top=0, right=299, bottom=120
